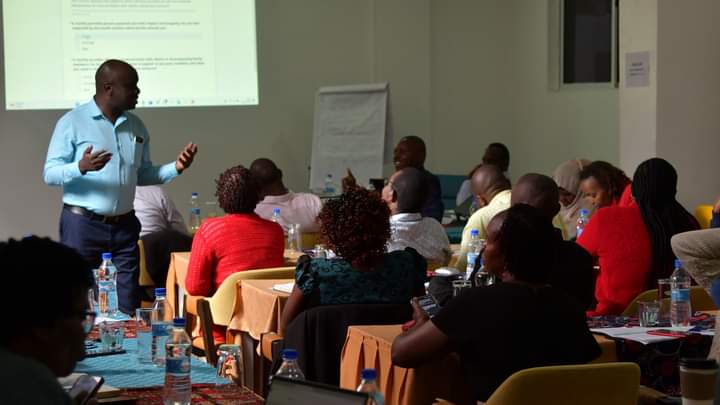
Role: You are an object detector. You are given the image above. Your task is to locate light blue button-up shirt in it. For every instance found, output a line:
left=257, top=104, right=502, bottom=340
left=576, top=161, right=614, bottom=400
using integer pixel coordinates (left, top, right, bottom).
left=44, top=99, right=179, bottom=216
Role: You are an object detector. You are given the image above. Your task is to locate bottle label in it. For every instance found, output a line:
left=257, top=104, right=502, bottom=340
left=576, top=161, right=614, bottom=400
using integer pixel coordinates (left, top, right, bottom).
left=166, top=356, right=190, bottom=374
left=671, top=289, right=690, bottom=302
left=152, top=322, right=169, bottom=336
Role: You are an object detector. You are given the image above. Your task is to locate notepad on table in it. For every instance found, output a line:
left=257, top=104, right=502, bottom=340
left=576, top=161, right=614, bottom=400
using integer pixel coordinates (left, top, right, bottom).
left=273, top=282, right=294, bottom=294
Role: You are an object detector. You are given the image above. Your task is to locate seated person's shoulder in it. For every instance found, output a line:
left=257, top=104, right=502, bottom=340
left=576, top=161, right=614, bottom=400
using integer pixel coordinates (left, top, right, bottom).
left=0, top=350, right=71, bottom=404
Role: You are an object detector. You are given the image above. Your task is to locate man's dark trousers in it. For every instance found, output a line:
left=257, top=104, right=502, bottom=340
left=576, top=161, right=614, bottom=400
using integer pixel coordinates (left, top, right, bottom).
left=60, top=207, right=141, bottom=314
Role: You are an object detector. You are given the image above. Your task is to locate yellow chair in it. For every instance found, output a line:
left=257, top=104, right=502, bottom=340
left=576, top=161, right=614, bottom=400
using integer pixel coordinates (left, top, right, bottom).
left=301, top=232, right=321, bottom=250
left=695, top=204, right=714, bottom=229
left=137, top=240, right=154, bottom=288
left=623, top=286, right=717, bottom=316
left=485, top=363, right=640, bottom=405
left=186, top=266, right=295, bottom=364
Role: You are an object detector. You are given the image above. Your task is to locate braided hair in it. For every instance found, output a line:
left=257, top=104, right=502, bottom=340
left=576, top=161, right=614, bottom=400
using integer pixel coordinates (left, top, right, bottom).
left=318, top=188, right=391, bottom=269
left=632, top=158, right=699, bottom=287
left=215, top=165, right=260, bottom=214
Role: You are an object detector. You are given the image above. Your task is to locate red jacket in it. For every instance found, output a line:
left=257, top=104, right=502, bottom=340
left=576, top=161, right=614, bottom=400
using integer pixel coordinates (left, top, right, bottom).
left=577, top=204, right=651, bottom=316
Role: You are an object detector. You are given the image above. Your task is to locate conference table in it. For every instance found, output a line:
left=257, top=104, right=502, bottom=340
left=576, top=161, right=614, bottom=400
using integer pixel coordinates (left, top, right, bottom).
left=339, top=325, right=618, bottom=405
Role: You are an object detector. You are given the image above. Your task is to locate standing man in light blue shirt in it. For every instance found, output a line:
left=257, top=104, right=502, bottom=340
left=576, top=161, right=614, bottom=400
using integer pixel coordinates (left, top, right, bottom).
left=44, top=59, right=198, bottom=314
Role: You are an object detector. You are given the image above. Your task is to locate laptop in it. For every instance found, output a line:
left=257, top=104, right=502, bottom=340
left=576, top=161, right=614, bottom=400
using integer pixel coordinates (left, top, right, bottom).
left=266, top=376, right=370, bottom=405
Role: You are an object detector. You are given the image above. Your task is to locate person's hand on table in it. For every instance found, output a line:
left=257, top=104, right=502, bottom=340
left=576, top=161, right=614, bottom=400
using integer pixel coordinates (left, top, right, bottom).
left=217, top=350, right=243, bottom=385
left=78, top=146, right=112, bottom=174
left=175, top=142, right=198, bottom=174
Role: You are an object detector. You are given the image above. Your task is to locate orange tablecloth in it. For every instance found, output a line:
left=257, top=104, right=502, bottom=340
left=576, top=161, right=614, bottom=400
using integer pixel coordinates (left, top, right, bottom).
left=228, top=279, right=291, bottom=342
left=340, top=325, right=618, bottom=405
left=165, top=250, right=300, bottom=316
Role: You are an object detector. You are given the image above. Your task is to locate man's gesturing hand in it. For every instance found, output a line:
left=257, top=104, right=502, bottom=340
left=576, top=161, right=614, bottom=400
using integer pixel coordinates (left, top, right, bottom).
left=78, top=146, right=112, bottom=174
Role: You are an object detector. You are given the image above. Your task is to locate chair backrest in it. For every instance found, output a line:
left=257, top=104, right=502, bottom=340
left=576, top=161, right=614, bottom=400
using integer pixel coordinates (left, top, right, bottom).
left=623, top=286, right=717, bottom=316
left=485, top=362, right=640, bottom=405
left=301, top=232, right=321, bottom=250
left=437, top=174, right=466, bottom=210
left=283, top=303, right=413, bottom=386
left=137, top=240, right=154, bottom=287
left=208, top=267, right=295, bottom=326
left=695, top=204, right=714, bottom=229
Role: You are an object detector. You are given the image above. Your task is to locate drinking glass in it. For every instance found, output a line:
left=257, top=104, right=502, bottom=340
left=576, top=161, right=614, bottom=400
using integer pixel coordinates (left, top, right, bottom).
left=287, top=224, right=301, bottom=252
left=452, top=280, right=472, bottom=297
left=313, top=244, right=327, bottom=259
left=135, top=308, right=153, bottom=363
left=99, top=321, right=125, bottom=351
left=216, top=344, right=243, bottom=384
left=638, top=300, right=661, bottom=327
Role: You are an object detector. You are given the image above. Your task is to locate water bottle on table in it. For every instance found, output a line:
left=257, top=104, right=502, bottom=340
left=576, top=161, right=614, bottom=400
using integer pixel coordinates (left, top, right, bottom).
left=188, top=192, right=201, bottom=233
left=151, top=288, right=172, bottom=366
left=465, top=229, right=482, bottom=280
left=576, top=208, right=590, bottom=238
left=97, top=252, right=119, bottom=316
left=357, top=368, right=385, bottom=405
left=324, top=174, right=335, bottom=194
left=274, top=348, right=305, bottom=381
left=670, top=259, right=692, bottom=327
left=164, top=318, right=192, bottom=405
left=271, top=207, right=282, bottom=226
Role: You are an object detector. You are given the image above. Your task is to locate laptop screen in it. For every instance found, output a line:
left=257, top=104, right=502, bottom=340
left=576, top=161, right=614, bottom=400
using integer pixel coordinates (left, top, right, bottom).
left=266, top=376, right=369, bottom=405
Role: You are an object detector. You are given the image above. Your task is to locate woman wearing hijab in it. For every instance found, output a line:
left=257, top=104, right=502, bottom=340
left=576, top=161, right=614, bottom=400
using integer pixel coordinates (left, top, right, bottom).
left=553, top=159, right=593, bottom=239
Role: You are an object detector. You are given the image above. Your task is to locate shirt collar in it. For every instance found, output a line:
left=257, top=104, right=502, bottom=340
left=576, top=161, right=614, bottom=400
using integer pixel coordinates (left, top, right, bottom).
left=87, top=97, right=127, bottom=125
left=488, top=189, right=512, bottom=206
left=261, top=192, right=295, bottom=204
left=390, top=212, right=422, bottom=223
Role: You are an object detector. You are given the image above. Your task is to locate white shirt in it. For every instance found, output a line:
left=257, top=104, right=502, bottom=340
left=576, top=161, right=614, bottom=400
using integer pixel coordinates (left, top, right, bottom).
left=133, top=186, right=188, bottom=237
left=387, top=212, right=451, bottom=264
left=255, top=191, right=323, bottom=232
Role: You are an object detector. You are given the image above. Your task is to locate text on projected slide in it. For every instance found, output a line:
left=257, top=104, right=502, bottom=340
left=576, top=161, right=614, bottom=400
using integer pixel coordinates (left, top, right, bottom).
left=3, top=0, right=258, bottom=110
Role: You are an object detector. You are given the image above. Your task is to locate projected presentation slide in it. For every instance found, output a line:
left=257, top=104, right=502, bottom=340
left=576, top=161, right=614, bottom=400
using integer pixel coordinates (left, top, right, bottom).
left=3, top=0, right=258, bottom=110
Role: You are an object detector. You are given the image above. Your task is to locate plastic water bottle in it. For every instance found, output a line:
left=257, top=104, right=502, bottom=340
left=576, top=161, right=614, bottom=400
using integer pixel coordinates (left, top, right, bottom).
left=357, top=368, right=384, bottom=405
left=274, top=348, right=305, bottom=380
left=152, top=288, right=172, bottom=366
left=670, top=259, right=692, bottom=327
left=188, top=192, right=201, bottom=233
left=466, top=229, right=481, bottom=280
left=324, top=174, right=335, bottom=194
left=576, top=208, right=590, bottom=238
left=473, top=257, right=495, bottom=287
left=97, top=253, right=119, bottom=316
left=163, top=318, right=191, bottom=405
left=271, top=208, right=282, bottom=225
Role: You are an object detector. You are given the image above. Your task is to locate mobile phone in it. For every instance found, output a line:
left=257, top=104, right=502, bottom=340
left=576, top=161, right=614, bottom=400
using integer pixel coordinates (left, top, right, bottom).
left=68, top=375, right=104, bottom=405
left=417, top=294, right=441, bottom=318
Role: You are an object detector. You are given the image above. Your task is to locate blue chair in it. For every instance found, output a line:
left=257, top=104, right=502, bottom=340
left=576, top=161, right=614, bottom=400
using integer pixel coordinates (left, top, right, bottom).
left=437, top=174, right=466, bottom=210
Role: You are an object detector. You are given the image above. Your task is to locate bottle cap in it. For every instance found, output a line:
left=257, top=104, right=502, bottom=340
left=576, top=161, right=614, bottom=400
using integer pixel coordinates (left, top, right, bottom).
left=172, top=317, right=186, bottom=327
left=191, top=192, right=198, bottom=197
left=155, top=287, right=167, bottom=297
left=327, top=174, right=333, bottom=178
left=579, top=208, right=589, bottom=216
left=675, top=259, right=682, bottom=269
left=281, top=348, right=298, bottom=360
left=470, top=229, right=479, bottom=237
left=361, top=369, right=377, bottom=380
left=101, top=252, right=112, bottom=260
left=273, top=208, right=281, bottom=214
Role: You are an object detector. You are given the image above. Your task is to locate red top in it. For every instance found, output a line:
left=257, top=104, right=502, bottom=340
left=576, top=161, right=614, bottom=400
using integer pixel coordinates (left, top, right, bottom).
left=185, top=213, right=285, bottom=297
left=616, top=182, right=634, bottom=207
left=577, top=204, right=651, bottom=316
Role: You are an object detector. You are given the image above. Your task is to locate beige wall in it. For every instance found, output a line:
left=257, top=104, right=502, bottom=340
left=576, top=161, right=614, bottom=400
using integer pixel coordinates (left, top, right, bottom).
left=0, top=0, right=620, bottom=239
left=430, top=0, right=619, bottom=178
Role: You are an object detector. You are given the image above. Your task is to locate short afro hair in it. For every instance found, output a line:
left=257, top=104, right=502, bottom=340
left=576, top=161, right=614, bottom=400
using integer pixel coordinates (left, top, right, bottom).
left=215, top=165, right=260, bottom=214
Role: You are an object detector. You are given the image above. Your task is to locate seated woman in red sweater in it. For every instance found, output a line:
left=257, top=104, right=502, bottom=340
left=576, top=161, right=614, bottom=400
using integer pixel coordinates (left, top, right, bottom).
left=185, top=164, right=285, bottom=342
left=579, top=161, right=633, bottom=208
left=578, top=158, right=699, bottom=315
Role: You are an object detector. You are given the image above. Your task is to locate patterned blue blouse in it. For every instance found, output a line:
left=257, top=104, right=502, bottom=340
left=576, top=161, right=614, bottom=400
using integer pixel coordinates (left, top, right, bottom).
left=294, top=247, right=427, bottom=305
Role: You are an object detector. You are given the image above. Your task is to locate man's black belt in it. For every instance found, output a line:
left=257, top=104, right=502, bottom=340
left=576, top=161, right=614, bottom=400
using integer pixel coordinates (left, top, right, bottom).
left=63, top=204, right=134, bottom=225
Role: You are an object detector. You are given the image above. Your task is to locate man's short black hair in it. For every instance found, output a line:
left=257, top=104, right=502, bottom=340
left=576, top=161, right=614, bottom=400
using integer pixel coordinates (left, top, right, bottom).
left=0, top=237, right=93, bottom=346
left=484, top=142, right=510, bottom=172
left=393, top=167, right=428, bottom=213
